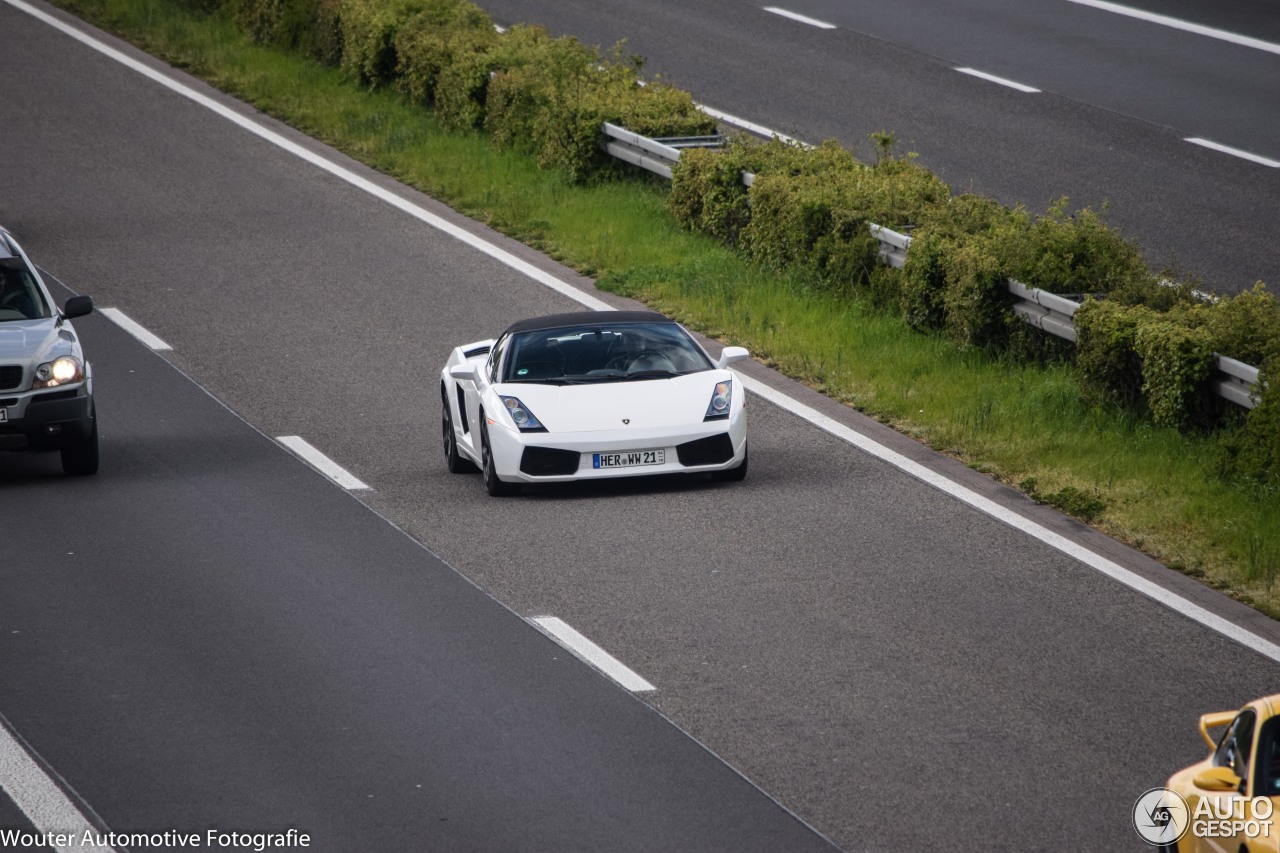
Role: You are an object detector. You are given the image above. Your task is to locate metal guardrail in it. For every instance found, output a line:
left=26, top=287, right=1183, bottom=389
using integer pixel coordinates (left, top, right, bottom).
left=600, top=124, right=1267, bottom=409
left=600, top=123, right=723, bottom=180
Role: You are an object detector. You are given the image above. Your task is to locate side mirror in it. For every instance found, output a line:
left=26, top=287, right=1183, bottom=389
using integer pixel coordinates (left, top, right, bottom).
left=716, top=346, right=750, bottom=369
left=449, top=362, right=479, bottom=382
left=1193, top=766, right=1243, bottom=793
left=63, top=295, right=94, bottom=319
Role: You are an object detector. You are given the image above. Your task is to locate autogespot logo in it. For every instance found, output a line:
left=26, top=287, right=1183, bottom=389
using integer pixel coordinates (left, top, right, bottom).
left=1133, top=787, right=1190, bottom=846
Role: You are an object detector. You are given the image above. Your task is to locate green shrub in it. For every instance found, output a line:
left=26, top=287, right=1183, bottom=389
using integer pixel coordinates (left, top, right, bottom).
left=433, top=43, right=493, bottom=129
left=939, top=235, right=1012, bottom=349
left=1230, top=354, right=1280, bottom=485
left=1134, top=315, right=1218, bottom=430
left=1003, top=199, right=1153, bottom=299
left=1191, top=283, right=1280, bottom=367
left=308, top=0, right=344, bottom=65
left=1074, top=299, right=1155, bottom=408
left=339, top=0, right=426, bottom=87
left=668, top=137, right=856, bottom=246
left=482, top=29, right=714, bottom=181
left=901, top=194, right=1015, bottom=333
left=668, top=145, right=749, bottom=242
left=392, top=0, right=495, bottom=106
left=232, top=0, right=323, bottom=50
left=741, top=155, right=949, bottom=289
left=899, top=229, right=949, bottom=332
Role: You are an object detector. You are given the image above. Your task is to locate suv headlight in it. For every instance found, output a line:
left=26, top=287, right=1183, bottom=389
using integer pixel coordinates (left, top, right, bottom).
left=34, top=355, right=84, bottom=388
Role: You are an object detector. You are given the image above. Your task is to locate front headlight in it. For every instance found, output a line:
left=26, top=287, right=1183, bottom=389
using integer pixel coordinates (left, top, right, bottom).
left=704, top=380, right=732, bottom=420
left=34, top=355, right=84, bottom=388
left=500, top=395, right=546, bottom=432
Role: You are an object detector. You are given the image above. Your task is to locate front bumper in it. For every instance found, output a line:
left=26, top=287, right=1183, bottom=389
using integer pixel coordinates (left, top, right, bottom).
left=0, top=383, right=94, bottom=450
left=488, top=410, right=747, bottom=483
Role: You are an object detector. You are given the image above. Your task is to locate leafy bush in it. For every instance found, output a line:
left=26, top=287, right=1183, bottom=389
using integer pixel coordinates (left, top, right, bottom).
left=231, top=0, right=328, bottom=52
left=1074, top=299, right=1154, bottom=408
left=669, top=137, right=857, bottom=246
left=482, top=30, right=714, bottom=181
left=939, top=235, right=1012, bottom=349
left=1190, top=283, right=1280, bottom=368
left=1134, top=315, right=1218, bottom=430
left=741, top=154, right=949, bottom=290
left=1229, top=354, right=1280, bottom=485
left=339, top=0, right=425, bottom=86
left=1004, top=199, right=1153, bottom=299
left=900, top=194, right=1015, bottom=334
left=392, top=0, right=495, bottom=106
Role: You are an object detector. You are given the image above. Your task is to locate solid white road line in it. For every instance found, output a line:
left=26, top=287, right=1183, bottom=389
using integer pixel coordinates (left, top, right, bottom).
left=529, top=617, right=656, bottom=692
left=1066, top=0, right=1280, bottom=56
left=1185, top=138, right=1280, bottom=168
left=735, top=374, right=1280, bottom=665
left=955, top=67, right=1041, bottom=93
left=762, top=6, right=836, bottom=30
left=13, top=0, right=1280, bottom=669
left=695, top=103, right=809, bottom=147
left=0, top=720, right=115, bottom=853
left=99, top=307, right=173, bottom=351
left=4, top=0, right=613, bottom=316
left=277, top=436, right=370, bottom=490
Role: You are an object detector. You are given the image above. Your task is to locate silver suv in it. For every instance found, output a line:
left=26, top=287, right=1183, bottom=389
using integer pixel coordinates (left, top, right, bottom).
left=0, top=227, right=97, bottom=475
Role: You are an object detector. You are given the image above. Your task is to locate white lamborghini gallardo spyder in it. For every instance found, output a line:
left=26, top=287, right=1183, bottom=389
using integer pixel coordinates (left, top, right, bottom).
left=440, top=311, right=750, bottom=495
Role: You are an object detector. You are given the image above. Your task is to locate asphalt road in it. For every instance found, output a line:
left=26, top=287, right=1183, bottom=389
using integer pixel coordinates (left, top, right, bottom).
left=1, top=256, right=834, bottom=849
left=3, top=1, right=1280, bottom=850
left=475, top=0, right=1280, bottom=297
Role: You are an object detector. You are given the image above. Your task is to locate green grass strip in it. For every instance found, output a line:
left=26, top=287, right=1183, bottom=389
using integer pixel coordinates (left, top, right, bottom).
left=52, top=0, right=1280, bottom=615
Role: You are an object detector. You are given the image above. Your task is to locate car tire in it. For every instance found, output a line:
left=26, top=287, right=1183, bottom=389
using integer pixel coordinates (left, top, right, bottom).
left=481, top=424, right=521, bottom=497
left=711, top=443, right=747, bottom=482
left=61, top=416, right=99, bottom=476
left=441, top=387, right=476, bottom=474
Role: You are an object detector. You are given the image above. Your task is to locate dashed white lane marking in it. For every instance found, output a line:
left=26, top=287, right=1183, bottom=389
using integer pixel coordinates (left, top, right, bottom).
left=762, top=6, right=836, bottom=29
left=1066, top=0, right=1280, bottom=56
left=529, top=617, right=656, bottom=692
left=1185, top=137, right=1280, bottom=168
left=955, top=67, right=1041, bottom=93
left=12, top=0, right=1280, bottom=672
left=0, top=720, right=115, bottom=853
left=99, top=307, right=173, bottom=351
left=277, top=436, right=370, bottom=490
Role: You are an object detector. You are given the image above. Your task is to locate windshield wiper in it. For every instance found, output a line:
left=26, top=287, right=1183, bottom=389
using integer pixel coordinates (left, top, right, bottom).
left=624, top=370, right=681, bottom=380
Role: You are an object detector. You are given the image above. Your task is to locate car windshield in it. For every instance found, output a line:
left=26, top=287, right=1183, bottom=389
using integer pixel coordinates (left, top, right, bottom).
left=502, top=322, right=712, bottom=384
left=0, top=262, right=51, bottom=322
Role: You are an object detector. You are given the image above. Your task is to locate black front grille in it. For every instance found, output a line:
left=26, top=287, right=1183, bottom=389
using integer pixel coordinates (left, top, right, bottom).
left=0, top=366, right=21, bottom=391
left=676, top=433, right=734, bottom=467
left=0, top=398, right=16, bottom=408
left=520, top=446, right=581, bottom=476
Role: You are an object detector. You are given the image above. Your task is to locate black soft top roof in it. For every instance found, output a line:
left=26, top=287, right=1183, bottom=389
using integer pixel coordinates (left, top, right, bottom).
left=502, top=310, right=671, bottom=336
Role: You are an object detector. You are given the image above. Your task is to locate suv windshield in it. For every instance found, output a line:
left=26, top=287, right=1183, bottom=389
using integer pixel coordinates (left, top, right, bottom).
left=502, top=322, right=712, bottom=384
left=0, top=262, right=51, bottom=322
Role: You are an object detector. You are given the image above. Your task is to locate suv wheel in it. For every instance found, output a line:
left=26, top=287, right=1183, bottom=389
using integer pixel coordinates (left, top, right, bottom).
left=61, top=417, right=99, bottom=476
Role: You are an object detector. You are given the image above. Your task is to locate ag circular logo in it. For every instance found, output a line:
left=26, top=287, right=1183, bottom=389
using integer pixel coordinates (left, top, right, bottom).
left=1133, top=787, right=1190, bottom=845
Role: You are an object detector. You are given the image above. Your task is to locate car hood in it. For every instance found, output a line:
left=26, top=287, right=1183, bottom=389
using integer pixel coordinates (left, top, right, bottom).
left=497, top=371, right=729, bottom=432
left=0, top=319, right=67, bottom=364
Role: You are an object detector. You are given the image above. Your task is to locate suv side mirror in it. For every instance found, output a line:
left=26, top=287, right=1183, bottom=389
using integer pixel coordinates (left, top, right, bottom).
left=63, top=295, right=94, bottom=319
left=716, top=346, right=749, bottom=369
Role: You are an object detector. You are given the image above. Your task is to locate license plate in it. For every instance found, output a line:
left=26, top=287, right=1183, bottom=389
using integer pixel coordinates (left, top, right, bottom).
left=593, top=449, right=664, bottom=469
left=0, top=409, right=6, bottom=423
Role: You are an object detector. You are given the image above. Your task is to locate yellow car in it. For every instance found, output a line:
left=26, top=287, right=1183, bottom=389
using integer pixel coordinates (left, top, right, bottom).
left=1156, top=694, right=1280, bottom=852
